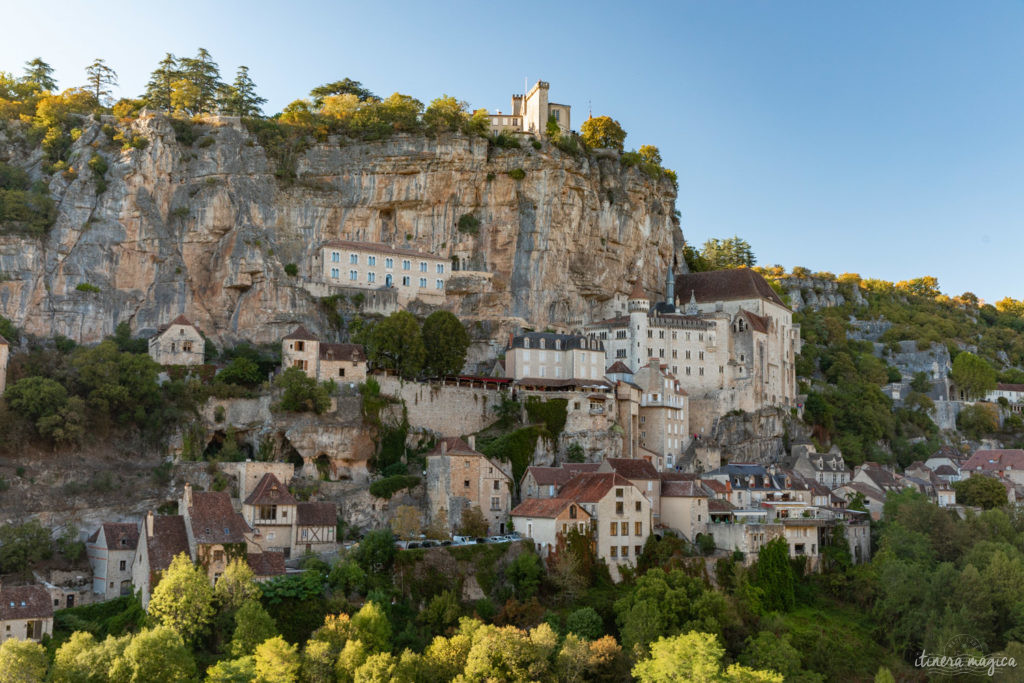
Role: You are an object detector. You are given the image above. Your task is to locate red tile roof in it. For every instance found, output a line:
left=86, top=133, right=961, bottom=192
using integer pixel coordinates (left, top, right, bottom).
left=0, top=585, right=53, bottom=621
left=511, top=497, right=588, bottom=518
left=525, top=466, right=572, bottom=487
left=603, top=458, right=659, bottom=480
left=157, top=315, right=199, bottom=334
left=963, top=449, right=1024, bottom=473
left=738, top=309, right=769, bottom=333
left=428, top=436, right=480, bottom=457
left=702, top=479, right=729, bottom=495
left=319, top=343, right=365, bottom=362
left=297, top=501, right=337, bottom=527
left=244, top=473, right=297, bottom=507
left=606, top=361, right=633, bottom=374
left=662, top=481, right=707, bottom=497
left=563, top=463, right=600, bottom=476
left=629, top=281, right=647, bottom=300
left=708, top=499, right=735, bottom=513
left=283, top=325, right=319, bottom=341
left=996, top=383, right=1024, bottom=392
left=660, top=471, right=698, bottom=482
left=675, top=269, right=787, bottom=309
left=247, top=552, right=286, bottom=577
left=189, top=491, right=250, bottom=545
left=146, top=515, right=190, bottom=573
left=100, top=522, right=140, bottom=551
left=558, top=472, right=636, bottom=503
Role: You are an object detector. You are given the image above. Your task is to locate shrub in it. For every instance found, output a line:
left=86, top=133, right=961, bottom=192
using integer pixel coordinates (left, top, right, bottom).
left=507, top=168, right=525, bottom=181
left=87, top=154, right=108, bottom=178
left=368, top=475, right=420, bottom=499
left=284, top=263, right=298, bottom=276
left=214, top=405, right=226, bottom=422
left=486, top=172, right=495, bottom=182
left=75, top=282, right=100, bottom=293
left=531, top=140, right=541, bottom=150
left=197, top=136, right=215, bottom=148
left=457, top=214, right=480, bottom=235
left=122, top=135, right=149, bottom=151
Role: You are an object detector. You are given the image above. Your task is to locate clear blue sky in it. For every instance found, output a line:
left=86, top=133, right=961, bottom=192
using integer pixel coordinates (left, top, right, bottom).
left=3, top=1, right=1022, bottom=303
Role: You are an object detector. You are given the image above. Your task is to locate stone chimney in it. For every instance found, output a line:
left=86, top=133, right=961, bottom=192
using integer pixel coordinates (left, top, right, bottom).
left=468, top=435, right=476, bottom=451
left=440, top=439, right=447, bottom=456
left=146, top=510, right=154, bottom=537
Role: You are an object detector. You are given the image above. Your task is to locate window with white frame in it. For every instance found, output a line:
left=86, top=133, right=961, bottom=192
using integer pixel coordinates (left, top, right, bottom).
left=330, top=268, right=339, bottom=279
left=349, top=253, right=358, bottom=264
left=402, top=260, right=411, bottom=270
left=419, top=261, right=427, bottom=272
left=435, top=279, right=443, bottom=289
left=349, top=270, right=357, bottom=281
left=331, top=251, right=340, bottom=263
left=368, top=272, right=375, bottom=283
left=368, top=255, right=376, bottom=266
left=385, top=257, right=394, bottom=268
left=419, top=277, right=427, bottom=288
left=436, top=263, right=444, bottom=274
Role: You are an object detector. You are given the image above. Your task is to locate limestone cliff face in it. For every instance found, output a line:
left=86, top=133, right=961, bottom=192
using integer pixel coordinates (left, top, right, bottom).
left=0, top=114, right=682, bottom=344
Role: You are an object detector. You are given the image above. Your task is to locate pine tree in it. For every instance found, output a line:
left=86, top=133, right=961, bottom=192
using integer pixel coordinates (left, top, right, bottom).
left=177, top=48, right=224, bottom=115
left=22, top=57, right=56, bottom=92
left=143, top=53, right=179, bottom=111
left=219, top=66, right=266, bottom=117
left=85, top=58, right=118, bottom=105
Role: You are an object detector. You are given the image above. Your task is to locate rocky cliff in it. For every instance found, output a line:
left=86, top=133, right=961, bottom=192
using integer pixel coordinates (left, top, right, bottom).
left=0, top=114, right=682, bottom=344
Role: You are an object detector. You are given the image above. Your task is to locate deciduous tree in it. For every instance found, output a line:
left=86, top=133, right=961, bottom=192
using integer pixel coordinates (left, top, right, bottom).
left=953, top=475, right=1007, bottom=509
left=148, top=552, right=215, bottom=645
left=421, top=310, right=469, bottom=377
left=253, top=635, right=301, bottom=682
left=581, top=115, right=626, bottom=151
left=951, top=352, right=996, bottom=400
left=0, top=638, right=48, bottom=682
left=216, top=557, right=262, bottom=611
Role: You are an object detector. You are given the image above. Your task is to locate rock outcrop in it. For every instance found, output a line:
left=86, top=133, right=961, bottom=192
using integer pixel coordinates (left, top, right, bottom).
left=0, top=114, right=682, bottom=345
left=777, top=276, right=865, bottom=311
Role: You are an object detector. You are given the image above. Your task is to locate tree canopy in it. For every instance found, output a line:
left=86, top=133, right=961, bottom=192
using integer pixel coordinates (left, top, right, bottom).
left=581, top=115, right=626, bottom=151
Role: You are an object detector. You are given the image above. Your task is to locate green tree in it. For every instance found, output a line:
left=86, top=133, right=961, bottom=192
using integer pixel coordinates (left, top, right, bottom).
left=506, top=552, right=542, bottom=600
left=0, top=638, right=48, bottom=682
left=754, top=537, right=795, bottom=612
left=0, top=316, right=16, bottom=344
left=700, top=236, right=756, bottom=270
left=423, top=95, right=468, bottom=131
left=638, top=145, right=662, bottom=165
left=252, top=636, right=300, bottom=683
left=0, top=520, right=52, bottom=575
left=147, top=552, right=215, bottom=645
left=957, top=403, right=999, bottom=439
left=216, top=557, right=262, bottom=610
left=143, top=53, right=179, bottom=111
left=84, top=58, right=117, bottom=105
left=206, top=656, right=256, bottom=682
left=4, top=375, right=68, bottom=424
left=274, top=366, right=332, bottom=413
left=739, top=631, right=803, bottom=680
left=119, top=626, right=196, bottom=682
left=366, top=311, right=425, bottom=379
left=217, top=356, right=263, bottom=385
left=23, top=57, right=56, bottom=92
left=565, top=607, right=604, bottom=640
left=418, top=590, right=462, bottom=637
left=352, top=529, right=397, bottom=579
left=310, top=78, right=376, bottom=108
left=220, top=66, right=266, bottom=117
left=421, top=310, right=469, bottom=377
left=953, top=475, right=1008, bottom=509
left=952, top=352, right=997, bottom=400
left=457, top=506, right=489, bottom=538
left=351, top=601, right=392, bottom=653
left=546, top=114, right=561, bottom=138
left=581, top=115, right=626, bottom=151
left=176, top=48, right=224, bottom=115
left=228, top=601, right=279, bottom=656
left=633, top=631, right=783, bottom=683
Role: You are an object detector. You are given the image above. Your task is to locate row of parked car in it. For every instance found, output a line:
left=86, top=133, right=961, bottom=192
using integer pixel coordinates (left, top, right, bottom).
left=395, top=532, right=522, bottom=550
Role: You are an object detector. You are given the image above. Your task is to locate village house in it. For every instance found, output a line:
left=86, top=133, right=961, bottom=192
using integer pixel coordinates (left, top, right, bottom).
left=784, top=444, right=850, bottom=488
left=426, top=436, right=514, bottom=535
left=587, top=268, right=801, bottom=434
left=962, top=449, right=1024, bottom=486
left=86, top=523, right=139, bottom=600
left=281, top=326, right=367, bottom=384
left=131, top=512, right=190, bottom=609
left=295, top=502, right=339, bottom=556
left=0, top=585, right=53, bottom=643
left=557, top=472, right=651, bottom=581
left=832, top=482, right=887, bottom=521
left=519, top=463, right=599, bottom=500
left=659, top=479, right=709, bottom=542
left=489, top=80, right=571, bottom=137
left=630, top=361, right=689, bottom=469
left=148, top=315, right=205, bottom=366
left=598, top=458, right=662, bottom=523
left=510, top=498, right=592, bottom=559
left=984, top=383, right=1024, bottom=410
left=0, top=333, right=8, bottom=394
left=316, top=240, right=449, bottom=305
left=504, top=332, right=606, bottom=381
left=180, top=485, right=265, bottom=584
left=242, top=473, right=297, bottom=557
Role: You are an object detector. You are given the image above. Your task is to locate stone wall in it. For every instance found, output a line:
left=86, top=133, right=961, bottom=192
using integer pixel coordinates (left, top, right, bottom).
left=377, top=375, right=503, bottom=436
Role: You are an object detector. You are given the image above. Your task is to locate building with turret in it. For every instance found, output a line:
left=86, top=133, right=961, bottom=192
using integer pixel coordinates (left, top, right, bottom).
left=489, top=80, right=571, bottom=137
left=586, top=266, right=800, bottom=434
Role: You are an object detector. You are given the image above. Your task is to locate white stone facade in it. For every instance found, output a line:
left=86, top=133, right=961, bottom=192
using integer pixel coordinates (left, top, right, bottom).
left=318, top=240, right=448, bottom=305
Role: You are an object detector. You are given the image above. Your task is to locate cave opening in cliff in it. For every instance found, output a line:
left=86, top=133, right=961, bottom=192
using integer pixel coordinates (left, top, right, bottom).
left=202, top=430, right=252, bottom=462
left=280, top=437, right=304, bottom=470
left=314, top=454, right=331, bottom=480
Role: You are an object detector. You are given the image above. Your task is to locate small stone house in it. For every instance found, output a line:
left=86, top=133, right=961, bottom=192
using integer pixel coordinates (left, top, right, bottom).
left=148, top=315, right=205, bottom=366
left=242, top=473, right=297, bottom=557
left=0, top=585, right=53, bottom=643
left=295, top=502, right=338, bottom=555
left=281, top=326, right=367, bottom=383
left=180, top=485, right=257, bottom=584
left=132, top=512, right=189, bottom=609
left=86, top=523, right=140, bottom=600
left=510, top=497, right=592, bottom=559
left=557, top=472, right=651, bottom=581
left=659, top=479, right=709, bottom=542
left=426, top=436, right=513, bottom=535
left=599, top=458, right=662, bottom=522
left=519, top=463, right=599, bottom=500
left=0, top=333, right=9, bottom=394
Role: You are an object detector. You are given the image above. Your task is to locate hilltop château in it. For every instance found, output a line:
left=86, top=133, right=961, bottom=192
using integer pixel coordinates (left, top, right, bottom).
left=489, top=80, right=572, bottom=137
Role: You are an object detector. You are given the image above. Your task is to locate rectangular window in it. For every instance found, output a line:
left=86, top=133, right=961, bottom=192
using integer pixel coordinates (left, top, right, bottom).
left=699, top=367, right=704, bottom=376
left=491, top=496, right=500, bottom=510
left=368, top=255, right=376, bottom=266
left=615, top=501, right=624, bottom=515
left=610, top=546, right=618, bottom=558
left=635, top=545, right=642, bottom=556
left=616, top=487, right=624, bottom=498
left=685, top=350, right=691, bottom=359
left=330, top=267, right=339, bottom=279
left=635, top=501, right=642, bottom=512
left=119, top=560, right=127, bottom=571
left=436, top=279, right=443, bottom=289
left=647, top=330, right=653, bottom=338
left=686, top=367, right=691, bottom=376
left=402, top=260, right=411, bottom=270
left=672, top=350, right=677, bottom=359
left=367, top=272, right=375, bottom=283
left=350, top=253, right=358, bottom=264
left=659, top=348, right=664, bottom=358
left=621, top=521, right=629, bottom=535
left=436, top=263, right=444, bottom=273
left=385, top=257, right=394, bottom=268
left=402, top=276, right=410, bottom=286
left=420, top=261, right=427, bottom=272
left=610, top=521, right=617, bottom=536
left=419, top=277, right=427, bottom=288
left=658, top=330, right=665, bottom=339
left=464, top=480, right=470, bottom=487
left=635, top=521, right=643, bottom=536
left=493, top=480, right=500, bottom=490
left=331, top=251, right=340, bottom=263
left=349, top=270, right=357, bottom=281
left=616, top=349, right=626, bottom=358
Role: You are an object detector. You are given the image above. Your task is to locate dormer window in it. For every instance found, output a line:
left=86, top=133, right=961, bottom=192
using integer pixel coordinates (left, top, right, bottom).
left=540, top=339, right=545, bottom=350
left=524, top=338, right=530, bottom=349
left=555, top=340, right=561, bottom=350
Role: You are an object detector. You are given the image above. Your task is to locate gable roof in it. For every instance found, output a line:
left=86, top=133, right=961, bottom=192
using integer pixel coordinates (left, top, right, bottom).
left=244, top=473, right=297, bottom=507
left=675, top=269, right=787, bottom=309
left=964, top=449, right=1024, bottom=473
left=297, top=501, right=337, bottom=527
left=738, top=309, right=769, bottom=333
left=511, top=497, right=588, bottom=518
left=157, top=315, right=199, bottom=334
left=146, top=515, right=190, bottom=573
left=322, top=239, right=446, bottom=261
left=995, top=383, right=1024, bottom=393
left=857, top=463, right=902, bottom=491
left=524, top=466, right=572, bottom=487
left=662, top=481, right=707, bottom=497
left=284, top=325, right=318, bottom=342
left=629, top=281, right=648, bottom=300
left=558, top=472, right=636, bottom=503
left=708, top=499, right=735, bottom=513
left=606, top=361, right=633, bottom=374
left=189, top=491, right=250, bottom=545
left=247, top=552, right=286, bottom=577
left=428, top=436, right=480, bottom=457
left=99, top=522, right=140, bottom=551
left=602, top=458, right=659, bottom=480
left=0, top=585, right=53, bottom=621
left=319, top=343, right=365, bottom=362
